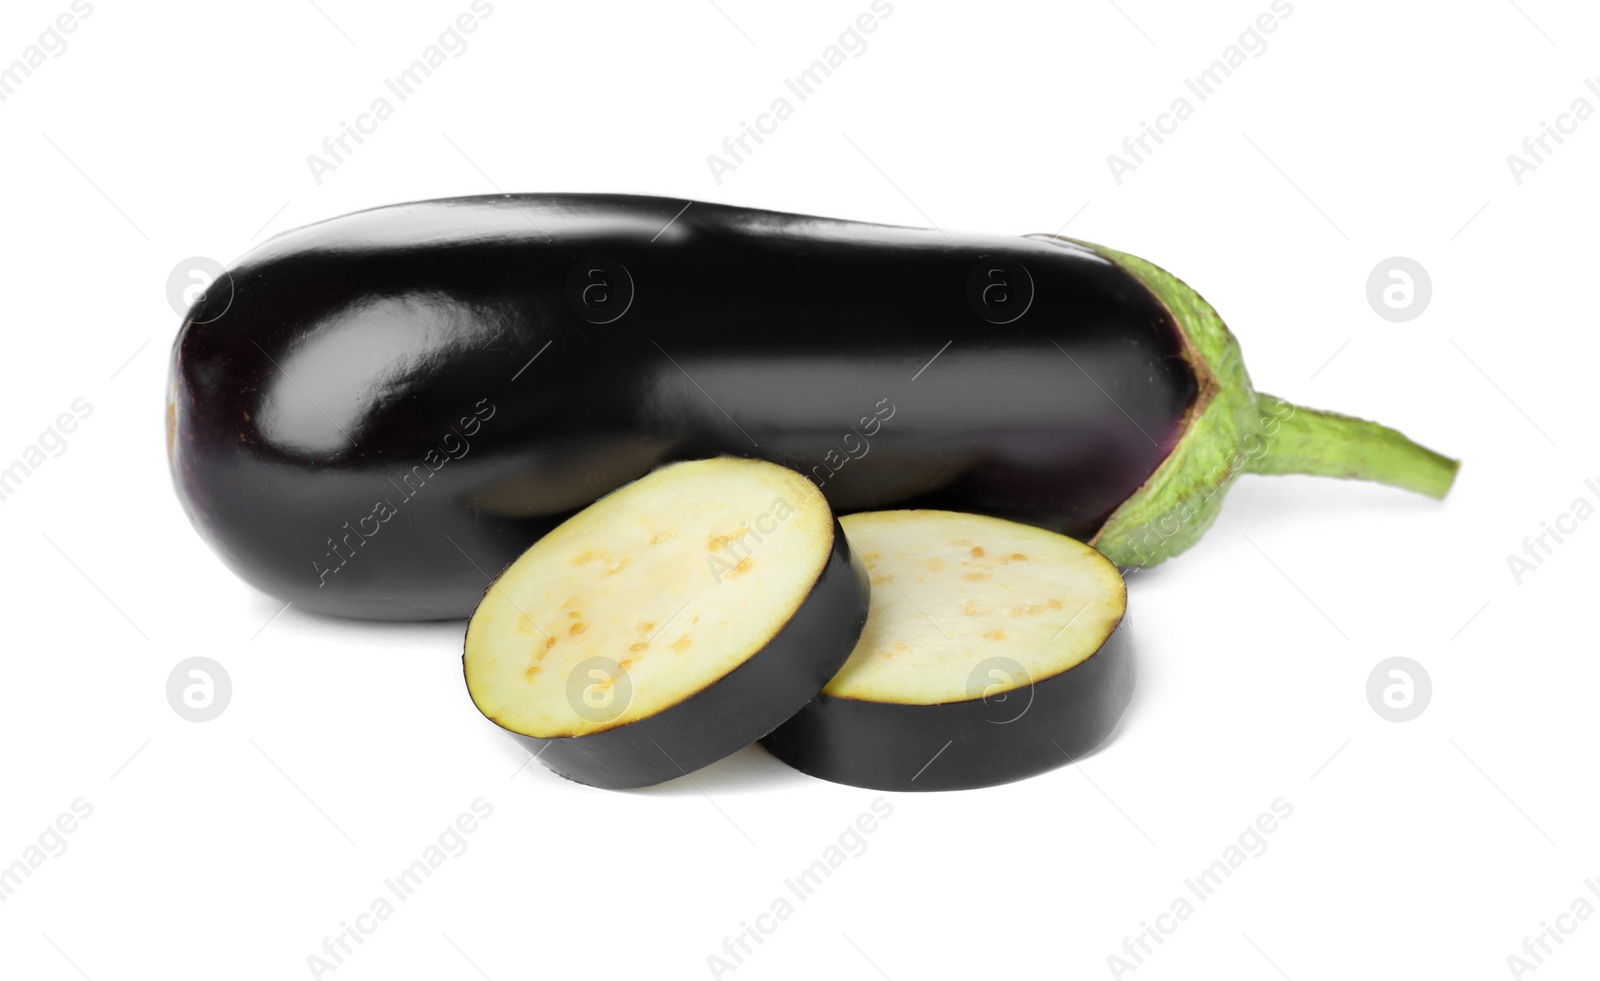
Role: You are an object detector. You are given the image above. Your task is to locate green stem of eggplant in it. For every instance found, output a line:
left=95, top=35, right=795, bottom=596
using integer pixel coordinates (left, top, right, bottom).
left=1246, top=395, right=1459, bottom=499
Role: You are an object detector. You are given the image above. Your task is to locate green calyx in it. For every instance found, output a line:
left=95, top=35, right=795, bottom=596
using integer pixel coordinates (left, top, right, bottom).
left=1031, top=236, right=1460, bottom=569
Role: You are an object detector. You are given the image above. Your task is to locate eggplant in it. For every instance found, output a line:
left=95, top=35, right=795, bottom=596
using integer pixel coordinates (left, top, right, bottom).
left=167, top=193, right=1458, bottom=620
left=462, top=457, right=868, bottom=790
left=760, top=510, right=1132, bottom=792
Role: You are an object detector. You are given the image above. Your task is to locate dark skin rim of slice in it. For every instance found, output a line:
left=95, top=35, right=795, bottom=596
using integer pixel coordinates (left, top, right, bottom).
left=762, top=609, right=1133, bottom=793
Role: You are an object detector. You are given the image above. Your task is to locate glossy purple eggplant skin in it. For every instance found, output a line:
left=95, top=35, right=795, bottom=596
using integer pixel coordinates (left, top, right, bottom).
left=168, top=194, right=1196, bottom=619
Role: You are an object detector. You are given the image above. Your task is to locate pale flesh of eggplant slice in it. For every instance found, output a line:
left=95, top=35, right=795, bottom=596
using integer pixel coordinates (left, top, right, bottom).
left=463, top=457, right=869, bottom=790
left=762, top=510, right=1133, bottom=791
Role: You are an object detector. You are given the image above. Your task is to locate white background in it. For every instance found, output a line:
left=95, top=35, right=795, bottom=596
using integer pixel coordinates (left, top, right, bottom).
left=1, top=0, right=1596, bottom=978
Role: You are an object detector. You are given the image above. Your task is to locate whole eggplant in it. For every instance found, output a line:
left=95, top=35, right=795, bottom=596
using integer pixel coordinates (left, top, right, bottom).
left=167, top=194, right=1457, bottom=619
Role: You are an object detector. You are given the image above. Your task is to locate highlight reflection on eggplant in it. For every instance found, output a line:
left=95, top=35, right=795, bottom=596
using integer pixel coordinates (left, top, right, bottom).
left=167, top=193, right=1458, bottom=619
left=761, top=510, right=1133, bottom=792
left=463, top=457, right=868, bottom=790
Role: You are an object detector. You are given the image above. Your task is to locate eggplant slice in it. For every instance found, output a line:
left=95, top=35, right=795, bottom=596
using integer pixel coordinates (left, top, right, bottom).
left=762, top=510, right=1133, bottom=792
left=464, top=457, right=869, bottom=790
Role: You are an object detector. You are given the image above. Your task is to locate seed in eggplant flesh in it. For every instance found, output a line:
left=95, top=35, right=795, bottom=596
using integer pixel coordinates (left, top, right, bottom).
left=463, top=457, right=868, bottom=790
left=761, top=510, right=1133, bottom=792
